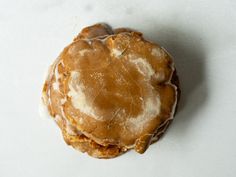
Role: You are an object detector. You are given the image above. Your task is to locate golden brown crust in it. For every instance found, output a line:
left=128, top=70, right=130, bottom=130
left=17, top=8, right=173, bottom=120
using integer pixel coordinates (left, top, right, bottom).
left=42, top=23, right=180, bottom=158
left=62, top=127, right=125, bottom=158
left=73, top=23, right=113, bottom=41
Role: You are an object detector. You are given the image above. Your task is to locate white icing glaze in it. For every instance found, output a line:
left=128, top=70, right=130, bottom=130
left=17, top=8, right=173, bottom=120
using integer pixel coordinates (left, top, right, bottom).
left=38, top=98, right=52, bottom=119
left=94, top=35, right=109, bottom=43
left=54, top=114, right=78, bottom=136
left=65, top=122, right=78, bottom=135
left=42, top=61, right=80, bottom=136
left=79, top=49, right=90, bottom=56
left=125, top=57, right=161, bottom=133
left=151, top=47, right=163, bottom=57
left=54, top=115, right=61, bottom=123
left=126, top=48, right=178, bottom=136
left=60, top=98, right=66, bottom=104
left=54, top=63, right=60, bottom=81
left=153, top=71, right=165, bottom=82
left=126, top=96, right=161, bottom=133
left=60, top=106, right=66, bottom=119
left=68, top=44, right=83, bottom=56
left=52, top=61, right=62, bottom=91
left=112, top=48, right=122, bottom=58
left=68, top=71, right=98, bottom=119
left=47, top=88, right=51, bottom=106
left=129, top=58, right=155, bottom=79
left=52, top=82, right=59, bottom=90
left=43, top=62, right=56, bottom=107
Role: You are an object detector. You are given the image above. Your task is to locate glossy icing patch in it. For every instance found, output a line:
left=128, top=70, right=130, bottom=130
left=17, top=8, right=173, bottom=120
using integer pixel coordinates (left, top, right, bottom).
left=111, top=48, right=122, bottom=57
left=126, top=96, right=161, bottom=133
left=151, top=47, right=162, bottom=57
left=68, top=71, right=98, bottom=119
left=38, top=98, right=52, bottom=119
left=129, top=57, right=155, bottom=79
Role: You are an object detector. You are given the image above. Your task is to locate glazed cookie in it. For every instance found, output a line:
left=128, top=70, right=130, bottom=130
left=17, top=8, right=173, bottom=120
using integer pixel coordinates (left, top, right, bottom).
left=42, top=23, right=180, bottom=158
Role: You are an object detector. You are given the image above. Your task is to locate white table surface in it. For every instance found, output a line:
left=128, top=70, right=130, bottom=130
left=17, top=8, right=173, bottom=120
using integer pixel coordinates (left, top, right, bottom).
left=1, top=0, right=236, bottom=176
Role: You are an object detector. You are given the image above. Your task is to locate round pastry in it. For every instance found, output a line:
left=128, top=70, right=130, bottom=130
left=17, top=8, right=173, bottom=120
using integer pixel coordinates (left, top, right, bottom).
left=42, top=23, right=180, bottom=158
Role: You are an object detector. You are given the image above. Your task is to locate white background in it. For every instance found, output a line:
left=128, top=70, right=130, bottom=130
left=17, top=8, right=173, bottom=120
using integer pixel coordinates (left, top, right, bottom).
left=1, top=0, right=236, bottom=177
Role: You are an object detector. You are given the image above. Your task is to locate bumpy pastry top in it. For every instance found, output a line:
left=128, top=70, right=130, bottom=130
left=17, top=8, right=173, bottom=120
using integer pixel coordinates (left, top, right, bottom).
left=43, top=24, right=178, bottom=153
